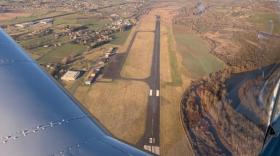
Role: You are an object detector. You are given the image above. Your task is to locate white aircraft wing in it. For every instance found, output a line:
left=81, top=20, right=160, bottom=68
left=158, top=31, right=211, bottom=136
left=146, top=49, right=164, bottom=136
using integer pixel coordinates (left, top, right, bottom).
left=0, top=28, right=149, bottom=156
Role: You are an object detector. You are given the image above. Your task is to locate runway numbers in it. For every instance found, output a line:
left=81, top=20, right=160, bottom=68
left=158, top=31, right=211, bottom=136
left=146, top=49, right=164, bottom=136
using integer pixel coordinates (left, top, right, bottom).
left=144, top=145, right=160, bottom=155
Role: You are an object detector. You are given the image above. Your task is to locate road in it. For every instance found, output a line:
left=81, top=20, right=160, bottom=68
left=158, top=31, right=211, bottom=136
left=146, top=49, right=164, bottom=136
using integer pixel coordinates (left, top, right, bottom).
left=2, top=2, right=137, bottom=26
left=136, top=15, right=161, bottom=155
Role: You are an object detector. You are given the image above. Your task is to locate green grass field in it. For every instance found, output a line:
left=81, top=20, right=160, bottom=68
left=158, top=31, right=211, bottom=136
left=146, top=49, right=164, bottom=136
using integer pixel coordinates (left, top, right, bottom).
left=38, top=42, right=87, bottom=63
left=167, top=29, right=182, bottom=85
left=173, top=27, right=225, bottom=78
left=21, top=35, right=71, bottom=60
left=110, top=30, right=131, bottom=45
left=19, top=34, right=55, bottom=49
left=249, top=12, right=280, bottom=34
left=8, top=11, right=113, bottom=65
left=1, top=10, right=67, bottom=25
left=53, top=13, right=110, bottom=30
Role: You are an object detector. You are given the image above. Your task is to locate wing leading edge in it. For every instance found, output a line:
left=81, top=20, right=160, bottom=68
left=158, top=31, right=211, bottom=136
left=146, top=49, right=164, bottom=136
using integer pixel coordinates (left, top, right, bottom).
left=0, top=28, right=149, bottom=156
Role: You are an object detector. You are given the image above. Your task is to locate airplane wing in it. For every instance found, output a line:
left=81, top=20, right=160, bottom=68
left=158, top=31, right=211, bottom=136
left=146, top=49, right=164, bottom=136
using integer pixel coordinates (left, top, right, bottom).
left=261, top=73, right=280, bottom=155
left=0, top=28, right=149, bottom=156
left=261, top=116, right=280, bottom=156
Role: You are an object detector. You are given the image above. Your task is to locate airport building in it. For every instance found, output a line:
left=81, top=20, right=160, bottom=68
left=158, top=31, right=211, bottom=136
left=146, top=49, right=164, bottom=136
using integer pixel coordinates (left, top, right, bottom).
left=39, top=18, right=54, bottom=24
left=15, top=22, right=35, bottom=28
left=61, top=70, right=81, bottom=81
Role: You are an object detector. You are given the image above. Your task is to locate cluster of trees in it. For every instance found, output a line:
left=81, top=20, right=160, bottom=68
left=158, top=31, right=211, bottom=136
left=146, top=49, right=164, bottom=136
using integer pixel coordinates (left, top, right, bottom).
left=178, top=1, right=280, bottom=155
left=181, top=69, right=264, bottom=155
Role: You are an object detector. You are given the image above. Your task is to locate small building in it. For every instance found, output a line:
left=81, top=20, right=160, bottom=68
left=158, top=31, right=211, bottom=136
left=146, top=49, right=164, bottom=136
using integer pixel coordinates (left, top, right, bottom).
left=61, top=70, right=81, bottom=81
left=15, top=22, right=35, bottom=28
left=105, top=47, right=118, bottom=56
left=110, top=14, right=120, bottom=20
left=85, top=69, right=99, bottom=85
left=39, top=18, right=54, bottom=24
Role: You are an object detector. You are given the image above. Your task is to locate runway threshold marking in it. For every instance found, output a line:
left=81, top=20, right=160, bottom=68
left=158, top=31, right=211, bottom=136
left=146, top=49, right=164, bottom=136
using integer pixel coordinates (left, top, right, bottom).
left=156, top=90, right=160, bottom=97
left=150, top=89, right=160, bottom=97
left=149, top=89, right=153, bottom=96
left=144, top=145, right=160, bottom=155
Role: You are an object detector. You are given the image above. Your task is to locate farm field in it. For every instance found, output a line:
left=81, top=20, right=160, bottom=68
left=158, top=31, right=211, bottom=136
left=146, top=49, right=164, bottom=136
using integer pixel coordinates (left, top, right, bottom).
left=0, top=10, right=68, bottom=25
left=173, top=25, right=225, bottom=78
left=38, top=43, right=88, bottom=64
left=249, top=12, right=280, bottom=34
left=0, top=12, right=31, bottom=21
left=74, top=80, right=149, bottom=144
left=121, top=32, right=154, bottom=79
left=110, top=30, right=132, bottom=45
left=53, top=13, right=110, bottom=29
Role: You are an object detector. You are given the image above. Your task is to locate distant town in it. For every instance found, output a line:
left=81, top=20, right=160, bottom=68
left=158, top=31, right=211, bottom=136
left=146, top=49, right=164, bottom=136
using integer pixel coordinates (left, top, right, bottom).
left=1, top=0, right=150, bottom=89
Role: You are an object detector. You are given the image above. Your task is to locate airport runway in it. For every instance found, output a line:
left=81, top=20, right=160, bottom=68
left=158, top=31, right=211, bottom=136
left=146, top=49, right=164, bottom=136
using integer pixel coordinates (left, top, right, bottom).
left=136, top=15, right=161, bottom=155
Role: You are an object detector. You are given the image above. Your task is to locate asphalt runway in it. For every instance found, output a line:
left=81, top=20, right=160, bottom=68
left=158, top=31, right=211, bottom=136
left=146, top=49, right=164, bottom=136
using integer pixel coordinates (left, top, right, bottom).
left=136, top=15, right=161, bottom=155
